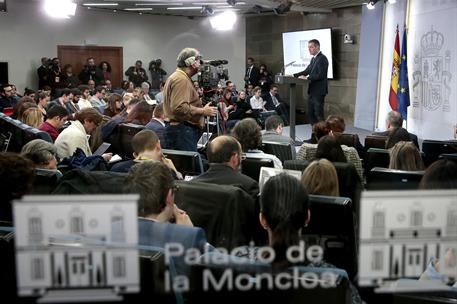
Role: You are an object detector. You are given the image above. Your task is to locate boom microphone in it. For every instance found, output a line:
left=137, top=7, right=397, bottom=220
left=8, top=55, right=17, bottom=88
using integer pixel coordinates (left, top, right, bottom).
left=203, top=59, right=228, bottom=66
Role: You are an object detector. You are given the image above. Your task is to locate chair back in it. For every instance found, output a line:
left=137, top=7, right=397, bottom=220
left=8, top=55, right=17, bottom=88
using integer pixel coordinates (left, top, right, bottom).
left=162, top=149, right=204, bottom=177
left=366, top=167, right=424, bottom=190
left=364, top=135, right=388, bottom=150
left=241, top=157, right=274, bottom=181
left=365, top=148, right=390, bottom=176
left=261, top=140, right=294, bottom=163
left=422, top=139, right=457, bottom=166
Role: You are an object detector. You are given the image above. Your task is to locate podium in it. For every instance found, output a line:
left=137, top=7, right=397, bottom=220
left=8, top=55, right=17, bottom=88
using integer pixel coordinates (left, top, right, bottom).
left=275, top=74, right=307, bottom=142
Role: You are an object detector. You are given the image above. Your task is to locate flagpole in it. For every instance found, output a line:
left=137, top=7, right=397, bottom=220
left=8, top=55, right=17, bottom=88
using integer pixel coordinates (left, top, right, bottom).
left=374, top=2, right=387, bottom=131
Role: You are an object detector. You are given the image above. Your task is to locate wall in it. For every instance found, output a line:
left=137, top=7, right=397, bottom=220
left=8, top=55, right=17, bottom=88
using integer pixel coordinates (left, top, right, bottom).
left=246, top=7, right=362, bottom=125
left=0, top=0, right=246, bottom=92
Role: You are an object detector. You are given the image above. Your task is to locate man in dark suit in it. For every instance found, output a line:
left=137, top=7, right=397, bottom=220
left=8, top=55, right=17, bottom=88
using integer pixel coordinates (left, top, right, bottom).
left=262, top=84, right=290, bottom=125
left=37, top=57, right=49, bottom=90
left=124, top=161, right=208, bottom=276
left=293, top=39, right=329, bottom=125
left=78, top=57, right=104, bottom=86
left=145, top=103, right=167, bottom=146
left=192, top=135, right=259, bottom=199
left=244, top=57, right=260, bottom=88
left=373, top=110, right=419, bottom=148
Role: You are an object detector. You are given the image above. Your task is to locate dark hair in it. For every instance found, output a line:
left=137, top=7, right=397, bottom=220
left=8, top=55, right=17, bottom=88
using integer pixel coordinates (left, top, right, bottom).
left=124, top=101, right=153, bottom=125
left=75, top=108, right=102, bottom=125
left=265, top=115, right=283, bottom=131
left=24, top=88, right=35, bottom=96
left=247, top=57, right=254, bottom=62
left=225, top=81, right=233, bottom=86
left=124, top=161, right=174, bottom=217
left=63, top=64, right=73, bottom=72
left=260, top=173, right=309, bottom=267
left=60, top=88, right=72, bottom=97
left=99, top=61, right=112, bottom=72
left=105, top=93, right=123, bottom=117
left=207, top=135, right=240, bottom=163
left=270, top=84, right=278, bottom=90
left=419, top=159, right=457, bottom=189
left=232, top=118, right=262, bottom=152
left=71, top=88, right=81, bottom=96
left=309, top=39, right=320, bottom=47
left=385, top=127, right=411, bottom=149
left=95, top=86, right=105, bottom=94
left=34, top=92, right=48, bottom=104
left=312, top=121, right=330, bottom=142
left=326, top=115, right=345, bottom=133
left=136, top=60, right=143, bottom=65
left=315, top=135, right=347, bottom=163
left=0, top=153, right=35, bottom=222
left=78, top=85, right=90, bottom=93
left=153, top=103, right=164, bottom=118
left=46, top=105, right=69, bottom=120
left=131, top=129, right=159, bottom=155
left=14, top=97, right=37, bottom=121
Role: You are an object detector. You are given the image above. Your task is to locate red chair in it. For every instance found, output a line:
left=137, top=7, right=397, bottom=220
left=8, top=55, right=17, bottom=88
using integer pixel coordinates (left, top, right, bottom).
left=2, top=107, right=13, bottom=116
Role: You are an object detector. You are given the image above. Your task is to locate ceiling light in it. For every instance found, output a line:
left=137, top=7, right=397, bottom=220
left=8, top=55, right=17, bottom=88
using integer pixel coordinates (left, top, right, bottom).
left=227, top=0, right=236, bottom=5
left=388, top=0, right=396, bottom=3
left=367, top=1, right=378, bottom=9
left=44, top=0, right=76, bottom=18
left=167, top=6, right=202, bottom=10
left=82, top=3, right=118, bottom=6
left=124, top=7, right=153, bottom=11
left=210, top=10, right=237, bottom=31
left=135, top=3, right=182, bottom=5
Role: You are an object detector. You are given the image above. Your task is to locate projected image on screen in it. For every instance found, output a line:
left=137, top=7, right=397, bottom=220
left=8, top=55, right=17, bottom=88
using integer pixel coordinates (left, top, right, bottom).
left=282, top=28, right=334, bottom=79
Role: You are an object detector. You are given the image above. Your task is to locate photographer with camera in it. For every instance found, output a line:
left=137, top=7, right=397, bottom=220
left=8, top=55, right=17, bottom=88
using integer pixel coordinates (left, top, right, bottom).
left=148, top=59, right=167, bottom=96
left=125, top=60, right=148, bottom=88
left=47, top=58, right=65, bottom=95
left=78, top=57, right=104, bottom=86
left=163, top=47, right=218, bottom=152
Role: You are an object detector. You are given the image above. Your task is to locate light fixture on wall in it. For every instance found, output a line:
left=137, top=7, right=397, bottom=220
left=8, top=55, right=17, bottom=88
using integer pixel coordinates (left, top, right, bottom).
left=44, top=0, right=76, bottom=18
left=367, top=0, right=379, bottom=10
left=210, top=10, right=237, bottom=31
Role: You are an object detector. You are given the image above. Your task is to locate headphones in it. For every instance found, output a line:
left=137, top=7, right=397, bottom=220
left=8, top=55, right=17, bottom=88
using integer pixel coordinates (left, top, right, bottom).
left=184, top=55, right=201, bottom=67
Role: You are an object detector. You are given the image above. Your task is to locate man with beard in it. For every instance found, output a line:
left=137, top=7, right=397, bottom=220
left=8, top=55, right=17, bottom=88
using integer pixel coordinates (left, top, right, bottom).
left=163, top=47, right=217, bottom=151
left=191, top=135, right=259, bottom=199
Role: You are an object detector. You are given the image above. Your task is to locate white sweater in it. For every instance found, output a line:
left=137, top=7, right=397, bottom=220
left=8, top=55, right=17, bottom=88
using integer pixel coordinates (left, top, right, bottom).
left=55, top=120, right=92, bottom=159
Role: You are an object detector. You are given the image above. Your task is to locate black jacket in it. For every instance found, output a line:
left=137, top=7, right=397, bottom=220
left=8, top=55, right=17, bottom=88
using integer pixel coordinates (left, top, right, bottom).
left=294, top=52, right=329, bottom=96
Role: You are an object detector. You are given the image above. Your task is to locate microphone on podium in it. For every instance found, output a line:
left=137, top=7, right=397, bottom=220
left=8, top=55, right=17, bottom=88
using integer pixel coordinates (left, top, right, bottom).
left=281, top=61, right=296, bottom=76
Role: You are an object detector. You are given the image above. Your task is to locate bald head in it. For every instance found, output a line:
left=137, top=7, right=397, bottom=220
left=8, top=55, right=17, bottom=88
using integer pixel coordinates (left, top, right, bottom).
left=207, top=135, right=241, bottom=164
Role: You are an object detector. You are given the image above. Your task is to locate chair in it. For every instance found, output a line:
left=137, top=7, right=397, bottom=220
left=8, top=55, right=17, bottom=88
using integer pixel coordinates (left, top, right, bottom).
left=174, top=181, right=256, bottom=250
left=365, top=148, right=390, bottom=177
left=187, top=255, right=352, bottom=303
left=31, top=169, right=61, bottom=194
left=338, top=133, right=358, bottom=148
left=241, top=157, right=274, bottom=181
left=106, top=123, right=145, bottom=159
left=162, top=149, right=204, bottom=178
left=422, top=139, right=457, bottom=166
left=261, top=141, right=294, bottom=163
left=304, top=194, right=357, bottom=280
left=52, top=169, right=127, bottom=194
left=366, top=167, right=424, bottom=190
left=284, top=160, right=362, bottom=212
left=364, top=135, right=388, bottom=150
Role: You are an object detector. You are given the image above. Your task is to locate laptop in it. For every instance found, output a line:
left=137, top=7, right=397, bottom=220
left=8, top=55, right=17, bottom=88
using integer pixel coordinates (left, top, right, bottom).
left=93, top=142, right=111, bottom=156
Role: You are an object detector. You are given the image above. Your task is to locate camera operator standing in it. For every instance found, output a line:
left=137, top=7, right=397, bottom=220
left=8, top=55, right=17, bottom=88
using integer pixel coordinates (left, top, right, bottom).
left=148, top=59, right=167, bottom=96
left=163, top=47, right=217, bottom=152
left=47, top=58, right=65, bottom=94
left=37, top=57, right=50, bottom=90
left=78, top=57, right=104, bottom=86
left=125, top=60, right=148, bottom=88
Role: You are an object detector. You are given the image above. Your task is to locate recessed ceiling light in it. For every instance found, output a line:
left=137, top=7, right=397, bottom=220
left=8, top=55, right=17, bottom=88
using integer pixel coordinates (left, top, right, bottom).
left=83, top=3, right=118, bottom=6
left=167, top=6, right=202, bottom=10
left=135, top=3, right=182, bottom=5
left=124, top=7, right=153, bottom=11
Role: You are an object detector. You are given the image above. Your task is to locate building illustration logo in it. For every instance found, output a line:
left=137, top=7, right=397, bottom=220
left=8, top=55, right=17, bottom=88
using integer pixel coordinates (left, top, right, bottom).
left=412, top=27, right=452, bottom=112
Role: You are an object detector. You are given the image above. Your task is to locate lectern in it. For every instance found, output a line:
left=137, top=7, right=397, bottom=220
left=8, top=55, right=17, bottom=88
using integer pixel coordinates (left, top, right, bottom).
left=275, top=74, right=306, bottom=142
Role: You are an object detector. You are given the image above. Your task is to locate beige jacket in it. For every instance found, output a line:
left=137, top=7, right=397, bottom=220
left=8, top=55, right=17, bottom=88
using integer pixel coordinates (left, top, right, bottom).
left=55, top=120, right=92, bottom=159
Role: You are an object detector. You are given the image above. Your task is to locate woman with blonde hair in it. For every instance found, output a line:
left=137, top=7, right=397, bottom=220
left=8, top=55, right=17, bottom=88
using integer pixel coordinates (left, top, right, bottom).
left=301, top=158, right=339, bottom=196
left=22, top=107, right=44, bottom=128
left=389, top=141, right=424, bottom=171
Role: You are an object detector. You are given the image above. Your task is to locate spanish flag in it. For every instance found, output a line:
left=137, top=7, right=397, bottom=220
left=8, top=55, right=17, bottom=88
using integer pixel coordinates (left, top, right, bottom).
left=389, top=26, right=400, bottom=111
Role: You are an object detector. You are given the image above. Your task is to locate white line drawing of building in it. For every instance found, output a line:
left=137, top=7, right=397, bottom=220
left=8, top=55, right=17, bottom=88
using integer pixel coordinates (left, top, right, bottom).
left=13, top=195, right=140, bottom=302
left=358, top=190, right=457, bottom=287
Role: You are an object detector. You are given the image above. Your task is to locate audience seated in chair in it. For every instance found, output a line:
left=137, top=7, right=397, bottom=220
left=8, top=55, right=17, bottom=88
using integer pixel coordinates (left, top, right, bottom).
left=101, top=97, right=140, bottom=140
left=38, top=105, right=69, bottom=142
left=262, top=84, right=290, bottom=125
left=303, top=120, right=330, bottom=144
left=123, top=161, right=208, bottom=276
left=145, top=103, right=167, bottom=147
left=0, top=153, right=35, bottom=224
left=111, top=129, right=181, bottom=178
left=191, top=135, right=259, bottom=199
left=55, top=108, right=111, bottom=162
left=373, top=110, right=419, bottom=149
left=262, top=115, right=294, bottom=146
left=388, top=141, right=424, bottom=171
left=103, top=93, right=123, bottom=117
left=326, top=115, right=365, bottom=159
left=419, top=159, right=457, bottom=189
left=301, top=159, right=339, bottom=196
left=232, top=118, right=282, bottom=169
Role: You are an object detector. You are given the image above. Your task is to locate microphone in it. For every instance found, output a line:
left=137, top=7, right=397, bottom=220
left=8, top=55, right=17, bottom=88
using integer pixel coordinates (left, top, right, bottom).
left=281, top=61, right=296, bottom=76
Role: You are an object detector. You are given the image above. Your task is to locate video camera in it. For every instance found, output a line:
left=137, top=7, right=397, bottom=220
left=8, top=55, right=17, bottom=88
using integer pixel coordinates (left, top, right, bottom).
left=198, top=59, right=229, bottom=103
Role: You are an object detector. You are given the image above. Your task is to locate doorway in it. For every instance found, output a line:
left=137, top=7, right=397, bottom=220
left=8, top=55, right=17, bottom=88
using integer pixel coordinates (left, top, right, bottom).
left=57, top=45, right=123, bottom=87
